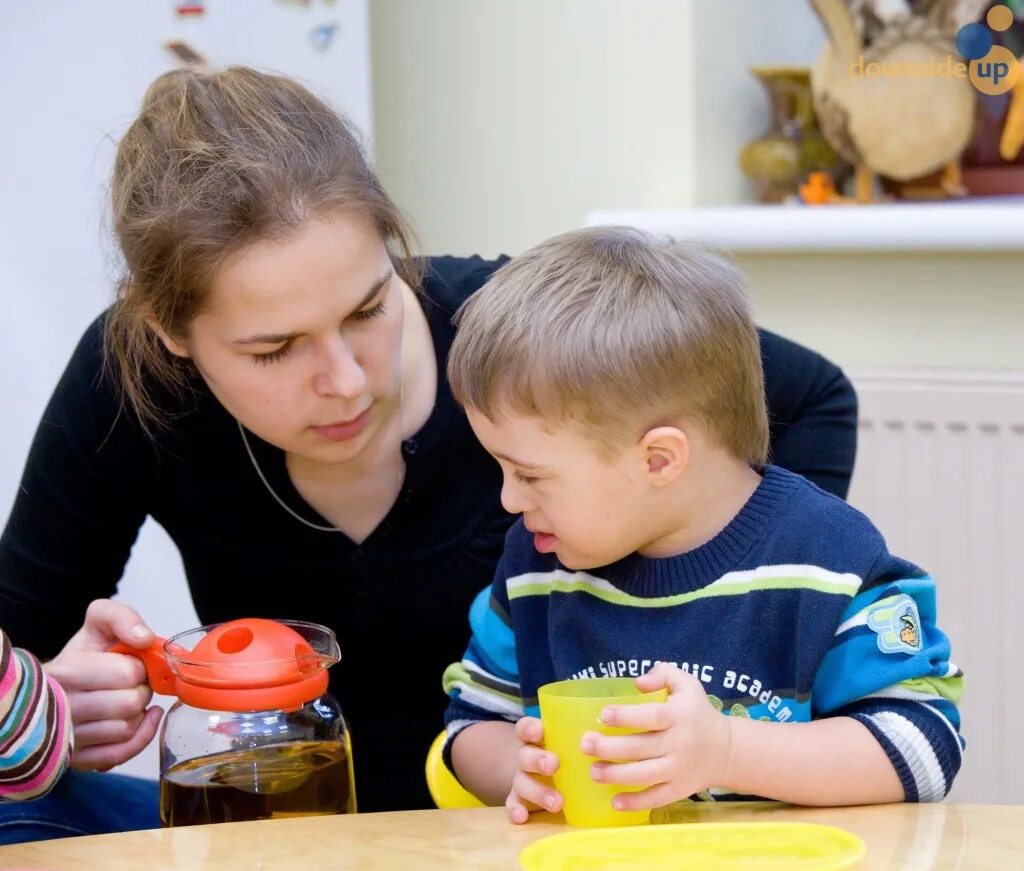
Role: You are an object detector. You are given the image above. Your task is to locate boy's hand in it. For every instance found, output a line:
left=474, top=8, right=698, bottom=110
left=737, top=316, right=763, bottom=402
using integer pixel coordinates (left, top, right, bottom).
left=44, top=599, right=164, bottom=771
left=581, top=663, right=732, bottom=811
left=507, top=715, right=563, bottom=824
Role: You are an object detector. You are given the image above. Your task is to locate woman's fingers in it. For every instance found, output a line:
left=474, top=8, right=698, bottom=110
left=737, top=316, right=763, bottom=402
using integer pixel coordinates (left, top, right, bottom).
left=65, top=685, right=152, bottom=725
left=70, top=706, right=164, bottom=772
left=45, top=651, right=147, bottom=693
left=80, top=599, right=155, bottom=651
left=72, top=714, right=145, bottom=748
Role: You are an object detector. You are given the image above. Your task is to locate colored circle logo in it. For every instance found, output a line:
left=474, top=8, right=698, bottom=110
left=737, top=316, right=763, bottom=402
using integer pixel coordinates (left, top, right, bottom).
left=969, top=44, right=1020, bottom=95
left=957, top=5, right=1020, bottom=97
left=956, top=22, right=992, bottom=60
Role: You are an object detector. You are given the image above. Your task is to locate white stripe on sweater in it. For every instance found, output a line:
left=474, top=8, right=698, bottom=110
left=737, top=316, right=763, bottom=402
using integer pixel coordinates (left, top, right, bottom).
left=506, top=564, right=861, bottom=600
left=863, top=710, right=948, bottom=802
left=449, top=681, right=523, bottom=719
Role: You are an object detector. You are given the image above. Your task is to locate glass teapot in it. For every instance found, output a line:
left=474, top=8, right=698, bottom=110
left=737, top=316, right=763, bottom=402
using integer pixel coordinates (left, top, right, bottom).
left=114, top=618, right=356, bottom=827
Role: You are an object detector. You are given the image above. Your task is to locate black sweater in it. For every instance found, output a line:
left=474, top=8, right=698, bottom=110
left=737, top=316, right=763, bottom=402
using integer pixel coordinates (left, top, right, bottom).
left=0, top=256, right=857, bottom=811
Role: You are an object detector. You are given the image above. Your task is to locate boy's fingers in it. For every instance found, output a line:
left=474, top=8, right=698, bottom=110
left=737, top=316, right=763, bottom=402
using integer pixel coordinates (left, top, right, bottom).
left=517, top=744, right=559, bottom=777
left=505, top=791, right=531, bottom=825
left=582, top=729, right=666, bottom=762
left=514, top=716, right=544, bottom=745
left=590, top=757, right=668, bottom=787
left=600, top=700, right=673, bottom=731
left=511, top=770, right=562, bottom=814
left=610, top=781, right=680, bottom=813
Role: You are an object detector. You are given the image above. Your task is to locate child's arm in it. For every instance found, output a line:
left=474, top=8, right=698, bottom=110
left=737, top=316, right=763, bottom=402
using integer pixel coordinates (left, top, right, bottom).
left=590, top=557, right=963, bottom=809
left=587, top=664, right=903, bottom=809
left=0, top=630, right=73, bottom=800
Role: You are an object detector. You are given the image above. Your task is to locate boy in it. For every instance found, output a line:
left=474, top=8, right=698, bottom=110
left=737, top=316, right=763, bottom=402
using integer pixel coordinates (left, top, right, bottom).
left=441, top=227, right=964, bottom=823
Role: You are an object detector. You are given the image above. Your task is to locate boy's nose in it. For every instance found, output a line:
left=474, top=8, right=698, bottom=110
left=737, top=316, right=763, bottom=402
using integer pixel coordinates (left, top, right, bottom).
left=500, top=479, right=532, bottom=515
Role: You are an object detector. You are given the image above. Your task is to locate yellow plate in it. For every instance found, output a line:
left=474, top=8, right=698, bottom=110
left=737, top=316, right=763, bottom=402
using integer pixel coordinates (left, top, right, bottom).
left=519, top=822, right=866, bottom=870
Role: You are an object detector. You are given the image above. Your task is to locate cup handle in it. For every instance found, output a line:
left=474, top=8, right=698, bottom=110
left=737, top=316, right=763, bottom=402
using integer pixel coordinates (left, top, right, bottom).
left=110, top=638, right=176, bottom=696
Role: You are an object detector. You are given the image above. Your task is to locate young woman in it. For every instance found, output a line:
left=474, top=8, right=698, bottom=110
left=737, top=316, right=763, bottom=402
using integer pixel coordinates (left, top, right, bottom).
left=0, top=67, right=857, bottom=837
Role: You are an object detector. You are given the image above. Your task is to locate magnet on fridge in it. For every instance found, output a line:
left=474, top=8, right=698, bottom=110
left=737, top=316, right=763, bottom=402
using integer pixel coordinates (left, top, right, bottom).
left=310, top=22, right=339, bottom=52
left=164, top=40, right=208, bottom=67
left=176, top=3, right=205, bottom=16
left=277, top=0, right=313, bottom=8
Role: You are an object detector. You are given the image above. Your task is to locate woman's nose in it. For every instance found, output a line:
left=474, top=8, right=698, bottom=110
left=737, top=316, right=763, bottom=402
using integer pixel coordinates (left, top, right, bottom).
left=314, top=337, right=367, bottom=399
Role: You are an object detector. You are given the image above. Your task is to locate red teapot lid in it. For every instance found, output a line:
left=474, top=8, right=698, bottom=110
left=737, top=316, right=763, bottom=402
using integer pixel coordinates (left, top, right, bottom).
left=113, top=618, right=339, bottom=712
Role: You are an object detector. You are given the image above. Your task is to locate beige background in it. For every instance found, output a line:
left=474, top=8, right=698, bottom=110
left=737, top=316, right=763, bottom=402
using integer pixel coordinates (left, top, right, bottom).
left=370, top=0, right=1024, bottom=372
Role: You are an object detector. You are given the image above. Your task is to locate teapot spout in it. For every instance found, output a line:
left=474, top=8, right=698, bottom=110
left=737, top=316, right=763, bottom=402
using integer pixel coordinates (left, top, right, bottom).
left=111, top=639, right=177, bottom=696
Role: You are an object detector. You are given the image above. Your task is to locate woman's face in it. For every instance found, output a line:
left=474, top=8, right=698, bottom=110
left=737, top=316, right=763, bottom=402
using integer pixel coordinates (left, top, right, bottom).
left=173, top=212, right=406, bottom=464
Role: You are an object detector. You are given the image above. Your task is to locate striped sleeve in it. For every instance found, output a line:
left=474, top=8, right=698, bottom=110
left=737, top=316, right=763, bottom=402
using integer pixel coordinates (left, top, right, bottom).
left=0, top=631, right=73, bottom=801
left=441, top=566, right=524, bottom=775
left=811, top=557, right=964, bottom=802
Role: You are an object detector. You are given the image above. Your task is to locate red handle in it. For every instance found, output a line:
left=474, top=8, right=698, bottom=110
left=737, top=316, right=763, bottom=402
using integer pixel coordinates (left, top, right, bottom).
left=110, top=638, right=177, bottom=696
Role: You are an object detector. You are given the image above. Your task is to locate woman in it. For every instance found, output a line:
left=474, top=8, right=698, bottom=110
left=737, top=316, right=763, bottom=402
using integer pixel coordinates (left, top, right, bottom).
left=0, top=67, right=856, bottom=835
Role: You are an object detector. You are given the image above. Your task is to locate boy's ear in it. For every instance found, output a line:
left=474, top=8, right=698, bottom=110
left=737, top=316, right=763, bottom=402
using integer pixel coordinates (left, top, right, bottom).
left=639, top=426, right=689, bottom=485
left=146, top=315, right=190, bottom=359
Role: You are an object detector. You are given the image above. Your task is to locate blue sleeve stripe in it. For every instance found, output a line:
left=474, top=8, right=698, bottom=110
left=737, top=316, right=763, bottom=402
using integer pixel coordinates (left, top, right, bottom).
left=467, top=586, right=519, bottom=682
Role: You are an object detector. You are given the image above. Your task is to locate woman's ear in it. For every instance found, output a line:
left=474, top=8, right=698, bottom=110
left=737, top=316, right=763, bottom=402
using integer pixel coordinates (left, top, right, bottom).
left=639, top=426, right=690, bottom=485
left=146, top=316, right=190, bottom=359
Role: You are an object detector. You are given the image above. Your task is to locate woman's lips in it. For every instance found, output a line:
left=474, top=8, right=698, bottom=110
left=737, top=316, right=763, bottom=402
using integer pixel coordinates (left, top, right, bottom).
left=313, top=407, right=371, bottom=442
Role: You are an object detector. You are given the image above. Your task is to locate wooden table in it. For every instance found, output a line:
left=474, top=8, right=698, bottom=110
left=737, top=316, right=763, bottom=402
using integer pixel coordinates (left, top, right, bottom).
left=0, top=802, right=1016, bottom=869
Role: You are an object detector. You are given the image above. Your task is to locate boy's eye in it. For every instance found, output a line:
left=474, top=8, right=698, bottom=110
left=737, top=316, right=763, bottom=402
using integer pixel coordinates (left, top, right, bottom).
left=251, top=339, right=295, bottom=365
left=512, top=470, right=538, bottom=485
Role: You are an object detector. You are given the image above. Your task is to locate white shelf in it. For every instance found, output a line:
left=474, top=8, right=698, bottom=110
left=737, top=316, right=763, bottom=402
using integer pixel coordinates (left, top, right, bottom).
left=584, top=204, right=1024, bottom=253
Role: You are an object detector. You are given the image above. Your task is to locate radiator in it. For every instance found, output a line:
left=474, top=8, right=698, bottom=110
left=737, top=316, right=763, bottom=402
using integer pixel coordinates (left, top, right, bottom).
left=847, top=370, right=1024, bottom=805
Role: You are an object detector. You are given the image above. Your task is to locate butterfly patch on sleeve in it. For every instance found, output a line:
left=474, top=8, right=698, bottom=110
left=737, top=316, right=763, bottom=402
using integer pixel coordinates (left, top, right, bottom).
left=866, top=594, right=923, bottom=655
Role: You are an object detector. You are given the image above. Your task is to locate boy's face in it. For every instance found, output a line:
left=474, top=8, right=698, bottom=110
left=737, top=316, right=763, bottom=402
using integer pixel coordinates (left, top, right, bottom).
left=466, top=408, right=655, bottom=570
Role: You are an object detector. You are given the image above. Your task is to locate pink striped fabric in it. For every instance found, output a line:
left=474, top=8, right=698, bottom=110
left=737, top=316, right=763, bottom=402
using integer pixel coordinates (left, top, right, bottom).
left=0, top=631, right=73, bottom=800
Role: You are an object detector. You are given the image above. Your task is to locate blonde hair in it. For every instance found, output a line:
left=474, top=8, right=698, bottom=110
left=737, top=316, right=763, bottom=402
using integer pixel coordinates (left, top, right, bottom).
left=448, top=226, right=769, bottom=465
left=105, top=66, right=420, bottom=433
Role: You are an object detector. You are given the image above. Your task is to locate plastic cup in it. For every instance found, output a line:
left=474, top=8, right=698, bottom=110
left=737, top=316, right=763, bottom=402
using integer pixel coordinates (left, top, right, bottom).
left=538, top=677, right=668, bottom=827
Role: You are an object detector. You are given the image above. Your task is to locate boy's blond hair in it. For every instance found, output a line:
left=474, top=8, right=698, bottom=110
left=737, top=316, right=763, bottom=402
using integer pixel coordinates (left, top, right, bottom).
left=448, top=226, right=769, bottom=465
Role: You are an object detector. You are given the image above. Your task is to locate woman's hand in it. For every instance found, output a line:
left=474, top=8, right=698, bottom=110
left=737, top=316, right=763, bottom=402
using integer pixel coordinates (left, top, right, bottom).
left=44, top=599, right=164, bottom=771
left=582, top=663, right=732, bottom=811
left=506, top=715, right=563, bottom=824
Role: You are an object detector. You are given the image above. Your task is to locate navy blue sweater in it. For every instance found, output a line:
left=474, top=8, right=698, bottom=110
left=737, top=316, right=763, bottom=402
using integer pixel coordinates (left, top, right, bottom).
left=445, top=466, right=964, bottom=802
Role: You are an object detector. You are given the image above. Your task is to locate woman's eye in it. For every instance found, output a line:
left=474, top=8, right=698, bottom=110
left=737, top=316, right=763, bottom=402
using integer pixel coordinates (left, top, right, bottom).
left=251, top=340, right=295, bottom=365
left=353, top=298, right=387, bottom=321
left=512, top=470, right=538, bottom=485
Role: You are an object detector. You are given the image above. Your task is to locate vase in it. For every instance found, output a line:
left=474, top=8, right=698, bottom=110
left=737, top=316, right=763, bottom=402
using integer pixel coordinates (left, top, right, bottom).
left=739, top=66, right=847, bottom=203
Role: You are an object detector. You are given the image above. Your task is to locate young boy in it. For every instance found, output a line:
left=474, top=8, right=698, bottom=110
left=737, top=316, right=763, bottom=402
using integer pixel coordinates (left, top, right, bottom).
left=441, top=227, right=964, bottom=823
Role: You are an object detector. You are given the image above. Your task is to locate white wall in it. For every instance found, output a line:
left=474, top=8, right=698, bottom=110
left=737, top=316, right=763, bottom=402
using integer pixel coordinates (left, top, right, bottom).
left=1, top=1, right=371, bottom=780
left=370, top=1, right=1023, bottom=372
left=371, top=0, right=697, bottom=258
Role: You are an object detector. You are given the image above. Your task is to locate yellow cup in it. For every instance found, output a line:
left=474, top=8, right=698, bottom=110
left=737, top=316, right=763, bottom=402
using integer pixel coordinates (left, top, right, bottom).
left=538, top=677, right=668, bottom=827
